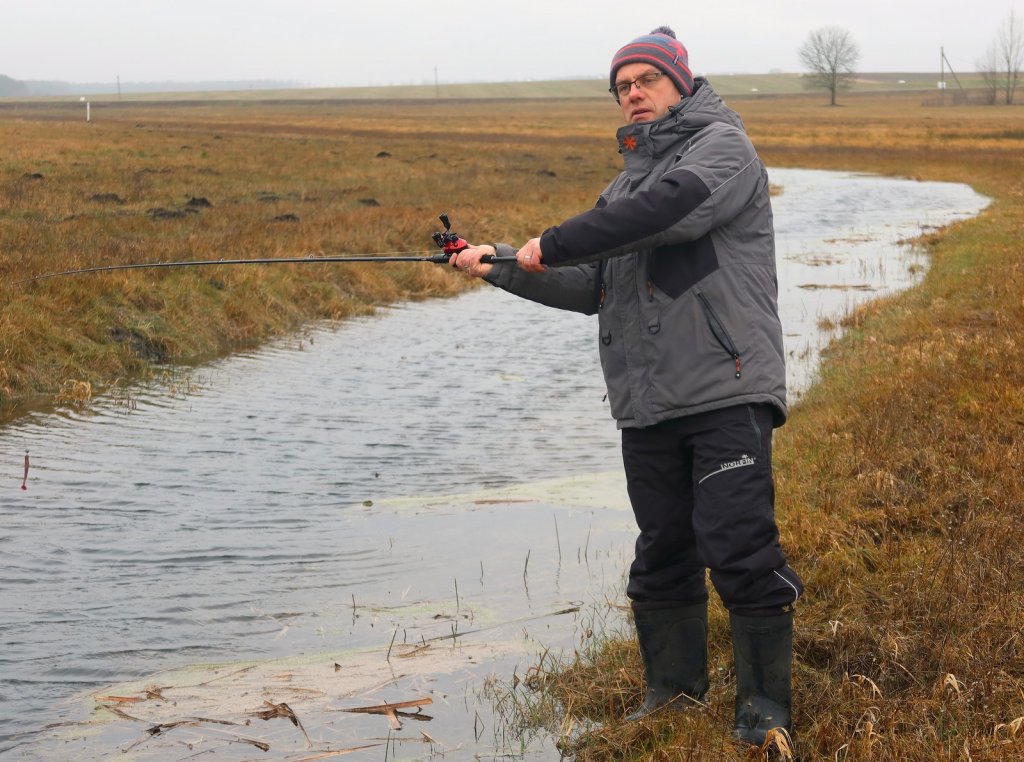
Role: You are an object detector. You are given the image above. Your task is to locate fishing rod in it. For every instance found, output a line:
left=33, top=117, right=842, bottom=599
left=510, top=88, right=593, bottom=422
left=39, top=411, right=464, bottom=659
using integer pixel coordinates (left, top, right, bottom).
left=18, top=213, right=516, bottom=285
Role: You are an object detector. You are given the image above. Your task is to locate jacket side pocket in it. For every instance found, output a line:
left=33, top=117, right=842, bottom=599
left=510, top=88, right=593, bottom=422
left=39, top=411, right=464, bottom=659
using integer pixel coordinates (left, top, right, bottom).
left=696, top=290, right=742, bottom=379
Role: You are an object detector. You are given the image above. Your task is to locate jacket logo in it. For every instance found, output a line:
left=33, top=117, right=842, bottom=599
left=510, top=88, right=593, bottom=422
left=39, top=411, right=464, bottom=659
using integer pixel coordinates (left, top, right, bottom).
left=622, top=135, right=637, bottom=151
left=698, top=454, right=756, bottom=485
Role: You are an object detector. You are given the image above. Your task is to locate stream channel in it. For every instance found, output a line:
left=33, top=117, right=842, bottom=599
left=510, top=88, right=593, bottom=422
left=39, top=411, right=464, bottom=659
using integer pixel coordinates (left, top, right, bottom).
left=0, top=169, right=989, bottom=759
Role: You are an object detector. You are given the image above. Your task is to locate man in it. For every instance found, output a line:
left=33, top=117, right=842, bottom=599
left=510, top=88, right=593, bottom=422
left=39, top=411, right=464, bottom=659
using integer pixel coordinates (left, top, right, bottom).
left=451, top=27, right=803, bottom=745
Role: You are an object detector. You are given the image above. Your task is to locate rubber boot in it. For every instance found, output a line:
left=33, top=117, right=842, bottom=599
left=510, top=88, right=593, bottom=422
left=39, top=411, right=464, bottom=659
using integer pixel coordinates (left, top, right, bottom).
left=730, top=609, right=793, bottom=746
left=625, top=601, right=709, bottom=721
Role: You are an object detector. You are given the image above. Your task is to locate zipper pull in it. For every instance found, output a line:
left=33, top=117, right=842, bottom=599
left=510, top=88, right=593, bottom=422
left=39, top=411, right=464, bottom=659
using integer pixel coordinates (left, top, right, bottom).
left=734, top=355, right=742, bottom=379
left=599, top=283, right=606, bottom=309
left=646, top=279, right=654, bottom=302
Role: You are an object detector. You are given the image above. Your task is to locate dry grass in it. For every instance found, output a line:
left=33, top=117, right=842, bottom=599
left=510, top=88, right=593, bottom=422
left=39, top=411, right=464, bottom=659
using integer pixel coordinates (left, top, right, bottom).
left=0, top=99, right=614, bottom=417
left=524, top=93, right=1024, bottom=762
left=490, top=94, right=1024, bottom=760
left=741, top=95, right=1024, bottom=761
left=2, top=91, right=1024, bottom=759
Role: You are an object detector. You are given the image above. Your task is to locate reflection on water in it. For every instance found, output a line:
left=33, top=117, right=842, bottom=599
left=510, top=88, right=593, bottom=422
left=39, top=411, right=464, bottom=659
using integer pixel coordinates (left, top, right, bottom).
left=0, top=169, right=987, bottom=758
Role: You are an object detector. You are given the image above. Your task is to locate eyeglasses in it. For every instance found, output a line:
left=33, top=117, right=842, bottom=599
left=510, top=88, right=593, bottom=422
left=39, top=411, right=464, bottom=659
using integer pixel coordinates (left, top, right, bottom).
left=609, top=71, right=665, bottom=101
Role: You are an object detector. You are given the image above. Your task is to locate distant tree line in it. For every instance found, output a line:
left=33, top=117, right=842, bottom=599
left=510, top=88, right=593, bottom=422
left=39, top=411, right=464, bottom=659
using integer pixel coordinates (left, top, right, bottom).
left=0, top=74, right=29, bottom=97
left=0, top=76, right=302, bottom=98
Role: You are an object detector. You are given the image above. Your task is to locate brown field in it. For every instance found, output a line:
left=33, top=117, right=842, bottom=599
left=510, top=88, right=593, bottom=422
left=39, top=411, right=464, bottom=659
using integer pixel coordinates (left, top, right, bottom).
left=2, top=91, right=1024, bottom=760
left=0, top=98, right=617, bottom=415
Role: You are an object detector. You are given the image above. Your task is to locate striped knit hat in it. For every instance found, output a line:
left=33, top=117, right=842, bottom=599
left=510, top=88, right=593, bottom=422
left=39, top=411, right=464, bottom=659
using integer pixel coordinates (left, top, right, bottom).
left=610, top=26, right=693, bottom=98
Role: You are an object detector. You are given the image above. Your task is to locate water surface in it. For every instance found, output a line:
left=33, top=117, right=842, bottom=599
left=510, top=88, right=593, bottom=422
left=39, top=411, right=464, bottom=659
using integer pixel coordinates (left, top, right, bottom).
left=0, top=169, right=988, bottom=759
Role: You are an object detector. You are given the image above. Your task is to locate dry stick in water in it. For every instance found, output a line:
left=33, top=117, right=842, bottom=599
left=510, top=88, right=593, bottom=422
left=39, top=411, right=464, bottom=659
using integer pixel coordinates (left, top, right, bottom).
left=291, top=745, right=383, bottom=761
left=522, top=549, right=531, bottom=595
left=342, top=697, right=434, bottom=731
left=116, top=715, right=266, bottom=755
left=386, top=627, right=398, bottom=661
left=21, top=451, right=29, bottom=490
left=95, top=694, right=146, bottom=704
left=419, top=605, right=580, bottom=645
left=252, top=700, right=312, bottom=747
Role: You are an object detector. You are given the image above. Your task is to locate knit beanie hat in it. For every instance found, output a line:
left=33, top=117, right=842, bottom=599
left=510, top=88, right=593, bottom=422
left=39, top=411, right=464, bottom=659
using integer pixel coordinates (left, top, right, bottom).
left=610, top=26, right=694, bottom=98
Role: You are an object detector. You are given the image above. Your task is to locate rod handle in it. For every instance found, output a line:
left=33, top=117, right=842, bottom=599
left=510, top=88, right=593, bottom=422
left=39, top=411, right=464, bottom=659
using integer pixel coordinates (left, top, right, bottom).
left=480, top=255, right=518, bottom=263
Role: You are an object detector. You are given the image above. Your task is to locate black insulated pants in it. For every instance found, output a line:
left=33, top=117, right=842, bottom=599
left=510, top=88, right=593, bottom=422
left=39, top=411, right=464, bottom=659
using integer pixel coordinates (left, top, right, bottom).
left=622, top=403, right=803, bottom=612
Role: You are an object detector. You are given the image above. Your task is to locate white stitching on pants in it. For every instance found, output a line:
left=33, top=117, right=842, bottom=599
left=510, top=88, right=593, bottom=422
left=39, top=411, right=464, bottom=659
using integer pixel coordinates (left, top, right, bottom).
left=775, top=569, right=800, bottom=603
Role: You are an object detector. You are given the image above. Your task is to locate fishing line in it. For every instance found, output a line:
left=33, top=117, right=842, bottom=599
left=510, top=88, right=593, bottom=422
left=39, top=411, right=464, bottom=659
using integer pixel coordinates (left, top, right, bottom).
left=16, top=251, right=441, bottom=286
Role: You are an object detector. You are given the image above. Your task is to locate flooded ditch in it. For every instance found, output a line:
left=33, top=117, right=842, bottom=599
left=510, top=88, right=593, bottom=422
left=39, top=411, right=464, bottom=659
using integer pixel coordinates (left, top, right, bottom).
left=0, top=168, right=989, bottom=759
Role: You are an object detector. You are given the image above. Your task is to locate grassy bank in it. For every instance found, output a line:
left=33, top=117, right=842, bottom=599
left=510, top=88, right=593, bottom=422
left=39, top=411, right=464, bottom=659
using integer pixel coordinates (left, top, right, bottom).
left=2, top=91, right=1023, bottom=759
left=514, top=98, right=1024, bottom=760
left=754, top=97, right=1023, bottom=761
left=0, top=99, right=616, bottom=419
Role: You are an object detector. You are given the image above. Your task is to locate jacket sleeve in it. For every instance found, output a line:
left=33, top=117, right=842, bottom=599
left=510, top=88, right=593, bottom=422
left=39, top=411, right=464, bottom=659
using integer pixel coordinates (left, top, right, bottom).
left=483, top=243, right=602, bottom=315
left=539, top=123, right=762, bottom=267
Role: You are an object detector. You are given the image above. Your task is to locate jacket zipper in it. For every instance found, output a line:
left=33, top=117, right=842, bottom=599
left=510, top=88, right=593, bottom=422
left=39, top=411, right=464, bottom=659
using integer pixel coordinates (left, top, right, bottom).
left=696, top=291, right=742, bottom=379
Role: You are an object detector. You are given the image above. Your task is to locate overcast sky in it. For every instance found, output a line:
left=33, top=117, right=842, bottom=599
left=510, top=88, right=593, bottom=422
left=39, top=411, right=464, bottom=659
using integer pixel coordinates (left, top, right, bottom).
left=2, top=1, right=1019, bottom=86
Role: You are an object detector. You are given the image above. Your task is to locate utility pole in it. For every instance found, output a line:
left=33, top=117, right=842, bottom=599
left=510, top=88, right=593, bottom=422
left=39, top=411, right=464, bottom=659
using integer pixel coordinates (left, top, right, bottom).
left=937, top=48, right=965, bottom=105
left=939, top=46, right=946, bottom=105
left=942, top=49, right=964, bottom=92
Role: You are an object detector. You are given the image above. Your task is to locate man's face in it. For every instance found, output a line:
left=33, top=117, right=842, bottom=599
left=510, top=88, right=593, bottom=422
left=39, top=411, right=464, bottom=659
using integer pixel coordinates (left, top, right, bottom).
left=614, top=62, right=682, bottom=124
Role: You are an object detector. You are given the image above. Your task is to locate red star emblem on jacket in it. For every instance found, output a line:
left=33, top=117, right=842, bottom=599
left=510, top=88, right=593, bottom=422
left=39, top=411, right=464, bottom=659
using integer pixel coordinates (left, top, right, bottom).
left=622, top=135, right=637, bottom=151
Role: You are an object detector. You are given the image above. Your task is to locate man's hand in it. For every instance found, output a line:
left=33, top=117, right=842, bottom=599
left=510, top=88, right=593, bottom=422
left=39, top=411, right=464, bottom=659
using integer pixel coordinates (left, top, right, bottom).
left=450, top=245, right=496, bottom=278
left=517, top=238, right=547, bottom=273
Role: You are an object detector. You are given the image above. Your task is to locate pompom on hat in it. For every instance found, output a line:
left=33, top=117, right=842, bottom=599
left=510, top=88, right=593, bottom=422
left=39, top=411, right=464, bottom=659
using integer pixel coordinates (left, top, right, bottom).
left=610, top=26, right=694, bottom=98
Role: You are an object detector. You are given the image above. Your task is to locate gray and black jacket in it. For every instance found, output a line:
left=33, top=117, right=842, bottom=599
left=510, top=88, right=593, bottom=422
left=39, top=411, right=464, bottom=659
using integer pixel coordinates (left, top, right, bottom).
left=485, top=79, right=787, bottom=429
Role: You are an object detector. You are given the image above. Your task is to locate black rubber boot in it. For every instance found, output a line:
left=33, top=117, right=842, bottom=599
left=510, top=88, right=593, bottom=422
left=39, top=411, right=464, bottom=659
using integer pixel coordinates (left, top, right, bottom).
left=730, top=609, right=793, bottom=745
left=625, top=601, right=709, bottom=721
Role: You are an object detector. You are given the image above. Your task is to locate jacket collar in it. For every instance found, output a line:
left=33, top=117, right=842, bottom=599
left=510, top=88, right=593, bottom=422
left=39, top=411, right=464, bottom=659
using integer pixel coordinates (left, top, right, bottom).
left=615, top=79, right=735, bottom=172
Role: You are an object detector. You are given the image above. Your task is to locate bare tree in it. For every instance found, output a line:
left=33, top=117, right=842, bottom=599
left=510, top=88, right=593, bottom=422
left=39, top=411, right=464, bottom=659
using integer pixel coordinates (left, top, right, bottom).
left=977, top=43, right=1001, bottom=104
left=992, top=9, right=1024, bottom=104
left=799, top=27, right=861, bottom=106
